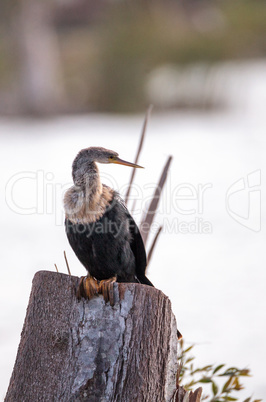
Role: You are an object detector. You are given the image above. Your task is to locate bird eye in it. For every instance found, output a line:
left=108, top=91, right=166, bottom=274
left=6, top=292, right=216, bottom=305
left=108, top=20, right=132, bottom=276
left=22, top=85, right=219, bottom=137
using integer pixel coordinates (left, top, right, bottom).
left=109, top=155, right=117, bottom=162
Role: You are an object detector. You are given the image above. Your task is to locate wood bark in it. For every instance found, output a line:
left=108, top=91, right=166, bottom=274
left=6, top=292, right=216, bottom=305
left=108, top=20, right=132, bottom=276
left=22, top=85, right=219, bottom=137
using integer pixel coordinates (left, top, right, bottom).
left=5, top=271, right=181, bottom=402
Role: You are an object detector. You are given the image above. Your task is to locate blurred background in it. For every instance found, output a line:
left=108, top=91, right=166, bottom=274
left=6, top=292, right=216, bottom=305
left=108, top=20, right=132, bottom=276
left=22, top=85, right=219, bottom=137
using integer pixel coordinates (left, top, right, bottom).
left=1, top=0, right=266, bottom=400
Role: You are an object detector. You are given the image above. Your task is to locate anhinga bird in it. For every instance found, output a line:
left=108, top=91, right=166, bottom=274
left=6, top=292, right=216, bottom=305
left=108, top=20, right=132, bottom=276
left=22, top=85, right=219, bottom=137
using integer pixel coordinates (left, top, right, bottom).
left=64, top=146, right=153, bottom=304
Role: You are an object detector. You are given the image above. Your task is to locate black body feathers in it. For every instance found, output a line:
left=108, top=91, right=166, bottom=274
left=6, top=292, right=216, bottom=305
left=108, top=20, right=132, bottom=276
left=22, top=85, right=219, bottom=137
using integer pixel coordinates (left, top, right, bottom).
left=65, top=194, right=153, bottom=286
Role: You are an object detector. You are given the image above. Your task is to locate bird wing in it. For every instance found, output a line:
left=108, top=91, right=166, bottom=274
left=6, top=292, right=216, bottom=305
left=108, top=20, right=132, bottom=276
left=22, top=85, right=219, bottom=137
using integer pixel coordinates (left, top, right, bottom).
left=114, top=193, right=153, bottom=287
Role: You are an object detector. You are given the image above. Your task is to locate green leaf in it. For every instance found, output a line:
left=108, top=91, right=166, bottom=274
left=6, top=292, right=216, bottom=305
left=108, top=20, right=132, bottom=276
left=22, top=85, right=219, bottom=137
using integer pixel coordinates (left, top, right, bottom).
left=213, top=364, right=225, bottom=374
left=212, top=380, right=219, bottom=396
left=199, top=377, right=212, bottom=383
left=222, top=376, right=233, bottom=393
left=243, top=398, right=251, bottom=402
left=239, top=369, right=250, bottom=377
left=225, top=397, right=238, bottom=401
left=191, top=368, right=206, bottom=374
left=220, top=367, right=238, bottom=376
left=203, top=365, right=213, bottom=371
left=183, top=345, right=194, bottom=354
left=232, top=376, right=244, bottom=391
left=184, top=380, right=197, bottom=389
left=185, top=357, right=195, bottom=364
left=219, top=371, right=236, bottom=377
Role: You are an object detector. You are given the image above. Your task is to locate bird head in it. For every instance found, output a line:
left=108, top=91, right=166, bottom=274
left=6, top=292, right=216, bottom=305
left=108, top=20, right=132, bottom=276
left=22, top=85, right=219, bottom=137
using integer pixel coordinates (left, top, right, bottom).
left=73, top=147, right=143, bottom=168
left=72, top=147, right=143, bottom=185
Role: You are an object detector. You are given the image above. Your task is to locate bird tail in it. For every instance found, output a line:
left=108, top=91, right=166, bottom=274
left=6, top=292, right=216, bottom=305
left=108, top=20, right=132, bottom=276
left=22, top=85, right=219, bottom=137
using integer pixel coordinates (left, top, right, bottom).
left=138, top=275, right=154, bottom=287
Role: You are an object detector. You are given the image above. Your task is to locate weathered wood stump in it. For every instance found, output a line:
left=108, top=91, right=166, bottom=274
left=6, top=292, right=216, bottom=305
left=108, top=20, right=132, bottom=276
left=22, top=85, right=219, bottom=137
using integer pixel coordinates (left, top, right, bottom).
left=173, top=385, right=202, bottom=402
left=5, top=271, right=181, bottom=402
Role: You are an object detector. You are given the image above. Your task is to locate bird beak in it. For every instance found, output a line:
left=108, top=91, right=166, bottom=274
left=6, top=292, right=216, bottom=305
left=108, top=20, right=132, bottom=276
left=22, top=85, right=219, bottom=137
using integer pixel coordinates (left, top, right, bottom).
left=112, top=157, right=144, bottom=168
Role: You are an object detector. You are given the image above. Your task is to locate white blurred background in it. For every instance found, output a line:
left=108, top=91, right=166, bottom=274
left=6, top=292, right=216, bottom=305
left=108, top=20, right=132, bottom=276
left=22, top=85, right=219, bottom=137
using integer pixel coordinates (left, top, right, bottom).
left=1, top=1, right=266, bottom=400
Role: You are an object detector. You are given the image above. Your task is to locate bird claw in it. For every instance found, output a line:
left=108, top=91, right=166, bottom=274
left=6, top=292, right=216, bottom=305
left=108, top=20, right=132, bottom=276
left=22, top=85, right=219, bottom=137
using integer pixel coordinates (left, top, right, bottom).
left=76, top=276, right=117, bottom=306
left=98, top=277, right=116, bottom=306
left=76, top=276, right=98, bottom=300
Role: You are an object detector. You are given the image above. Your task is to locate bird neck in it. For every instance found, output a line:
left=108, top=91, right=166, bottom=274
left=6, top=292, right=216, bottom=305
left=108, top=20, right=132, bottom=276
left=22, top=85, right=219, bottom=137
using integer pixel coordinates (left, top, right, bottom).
left=65, top=161, right=114, bottom=223
left=81, top=162, right=102, bottom=207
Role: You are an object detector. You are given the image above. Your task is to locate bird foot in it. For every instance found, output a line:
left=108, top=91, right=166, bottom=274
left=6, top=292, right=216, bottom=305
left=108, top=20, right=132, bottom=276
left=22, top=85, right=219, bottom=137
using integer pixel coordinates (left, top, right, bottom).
left=76, top=276, right=117, bottom=306
left=98, top=277, right=117, bottom=306
left=77, top=276, right=98, bottom=300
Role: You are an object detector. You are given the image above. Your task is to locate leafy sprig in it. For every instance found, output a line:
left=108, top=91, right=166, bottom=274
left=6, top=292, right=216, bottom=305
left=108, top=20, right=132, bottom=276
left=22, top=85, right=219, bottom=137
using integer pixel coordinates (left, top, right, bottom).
left=178, top=340, right=261, bottom=402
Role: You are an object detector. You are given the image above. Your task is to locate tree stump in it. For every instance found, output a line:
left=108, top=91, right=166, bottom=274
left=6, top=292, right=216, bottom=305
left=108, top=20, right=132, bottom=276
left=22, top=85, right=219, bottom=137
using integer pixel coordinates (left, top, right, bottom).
left=5, top=271, right=180, bottom=402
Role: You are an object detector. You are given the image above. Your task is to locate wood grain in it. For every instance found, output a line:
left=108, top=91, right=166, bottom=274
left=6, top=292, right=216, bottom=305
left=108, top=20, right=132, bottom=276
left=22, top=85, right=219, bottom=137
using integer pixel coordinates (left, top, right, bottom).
left=5, top=271, right=180, bottom=402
